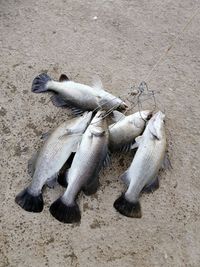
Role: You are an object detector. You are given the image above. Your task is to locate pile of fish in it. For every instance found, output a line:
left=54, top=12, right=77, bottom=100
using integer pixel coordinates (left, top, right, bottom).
left=15, top=72, right=168, bottom=224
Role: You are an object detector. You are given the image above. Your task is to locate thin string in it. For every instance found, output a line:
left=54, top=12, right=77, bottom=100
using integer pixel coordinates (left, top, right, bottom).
left=144, top=7, right=200, bottom=83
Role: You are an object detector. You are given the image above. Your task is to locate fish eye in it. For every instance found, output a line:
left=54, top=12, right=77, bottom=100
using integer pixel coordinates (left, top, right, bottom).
left=147, top=113, right=153, bottom=120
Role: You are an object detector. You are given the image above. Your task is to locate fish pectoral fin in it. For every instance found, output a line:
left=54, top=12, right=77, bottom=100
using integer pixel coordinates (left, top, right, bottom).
left=71, top=107, right=85, bottom=116
left=111, top=110, right=126, bottom=122
left=58, top=129, right=75, bottom=140
left=50, top=94, right=69, bottom=107
left=135, top=136, right=143, bottom=146
left=28, top=151, right=39, bottom=177
left=162, top=153, right=172, bottom=170
left=82, top=176, right=100, bottom=196
left=120, top=142, right=135, bottom=153
left=142, top=177, right=159, bottom=193
left=120, top=171, right=131, bottom=186
left=149, top=123, right=161, bottom=140
left=59, top=74, right=69, bottom=82
left=130, top=141, right=139, bottom=156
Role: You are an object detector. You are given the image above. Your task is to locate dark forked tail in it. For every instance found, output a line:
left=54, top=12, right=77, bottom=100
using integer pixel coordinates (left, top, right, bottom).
left=31, top=73, right=51, bottom=93
left=15, top=187, right=44, bottom=212
left=113, top=193, right=142, bottom=218
left=49, top=197, right=81, bottom=223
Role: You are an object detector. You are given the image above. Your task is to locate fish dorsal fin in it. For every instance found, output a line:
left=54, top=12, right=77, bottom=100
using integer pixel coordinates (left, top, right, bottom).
left=92, top=76, right=104, bottom=91
left=59, top=74, right=69, bottom=82
left=112, top=111, right=126, bottom=122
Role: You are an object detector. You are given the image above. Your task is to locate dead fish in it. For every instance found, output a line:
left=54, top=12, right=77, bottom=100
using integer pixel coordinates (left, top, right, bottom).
left=31, top=73, right=128, bottom=114
left=15, top=112, right=92, bottom=213
left=109, top=110, right=152, bottom=152
left=49, top=110, right=109, bottom=223
left=114, top=111, right=167, bottom=218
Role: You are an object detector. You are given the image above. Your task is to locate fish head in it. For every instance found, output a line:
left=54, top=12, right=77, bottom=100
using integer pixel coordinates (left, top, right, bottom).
left=74, top=111, right=93, bottom=132
left=89, top=110, right=108, bottom=136
left=146, top=111, right=166, bottom=140
left=130, top=110, right=152, bottom=128
left=99, top=92, right=128, bottom=111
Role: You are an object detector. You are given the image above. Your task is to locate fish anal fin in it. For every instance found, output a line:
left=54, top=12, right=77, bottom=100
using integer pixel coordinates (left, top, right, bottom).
left=82, top=176, right=100, bottom=196
left=41, top=131, right=51, bottom=141
left=162, top=153, right=172, bottom=170
left=120, top=171, right=130, bottom=186
left=142, top=177, right=159, bottom=193
left=57, top=153, right=75, bottom=187
left=57, top=170, right=68, bottom=188
left=46, top=177, right=58, bottom=188
left=46, top=173, right=58, bottom=188
left=59, top=74, right=69, bottom=82
left=50, top=94, right=69, bottom=107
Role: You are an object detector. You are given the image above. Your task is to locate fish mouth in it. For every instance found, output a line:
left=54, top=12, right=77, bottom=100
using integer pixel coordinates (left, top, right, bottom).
left=117, top=102, right=129, bottom=111
left=152, top=111, right=165, bottom=121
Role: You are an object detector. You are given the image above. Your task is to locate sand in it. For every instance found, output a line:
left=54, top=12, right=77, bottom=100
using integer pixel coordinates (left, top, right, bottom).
left=0, top=0, right=200, bottom=266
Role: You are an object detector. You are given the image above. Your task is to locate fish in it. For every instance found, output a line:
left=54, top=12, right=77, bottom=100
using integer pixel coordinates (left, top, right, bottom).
left=114, top=111, right=167, bottom=218
left=109, top=110, right=152, bottom=152
left=31, top=73, right=128, bottom=114
left=15, top=112, right=93, bottom=213
left=49, top=110, right=109, bottom=223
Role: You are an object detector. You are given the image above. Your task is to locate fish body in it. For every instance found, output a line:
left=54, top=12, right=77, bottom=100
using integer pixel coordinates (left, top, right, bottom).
left=109, top=110, right=152, bottom=151
left=15, top=112, right=92, bottom=212
left=32, top=73, right=128, bottom=112
left=114, top=111, right=166, bottom=218
left=50, top=110, right=109, bottom=223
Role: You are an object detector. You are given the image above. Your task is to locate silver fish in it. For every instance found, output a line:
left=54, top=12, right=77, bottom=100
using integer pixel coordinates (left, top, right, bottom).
left=15, top=112, right=92, bottom=212
left=114, top=111, right=166, bottom=218
left=109, top=110, right=152, bottom=152
left=31, top=73, right=128, bottom=113
left=49, top=110, right=109, bottom=223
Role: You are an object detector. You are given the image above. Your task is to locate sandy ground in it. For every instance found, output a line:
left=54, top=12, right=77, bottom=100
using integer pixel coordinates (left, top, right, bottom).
left=1, top=0, right=200, bottom=266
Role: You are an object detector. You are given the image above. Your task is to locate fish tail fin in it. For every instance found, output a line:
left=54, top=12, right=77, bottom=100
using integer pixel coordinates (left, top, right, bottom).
left=113, top=193, right=141, bottom=218
left=32, top=73, right=51, bottom=93
left=15, top=188, right=43, bottom=212
left=49, top=197, right=81, bottom=223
